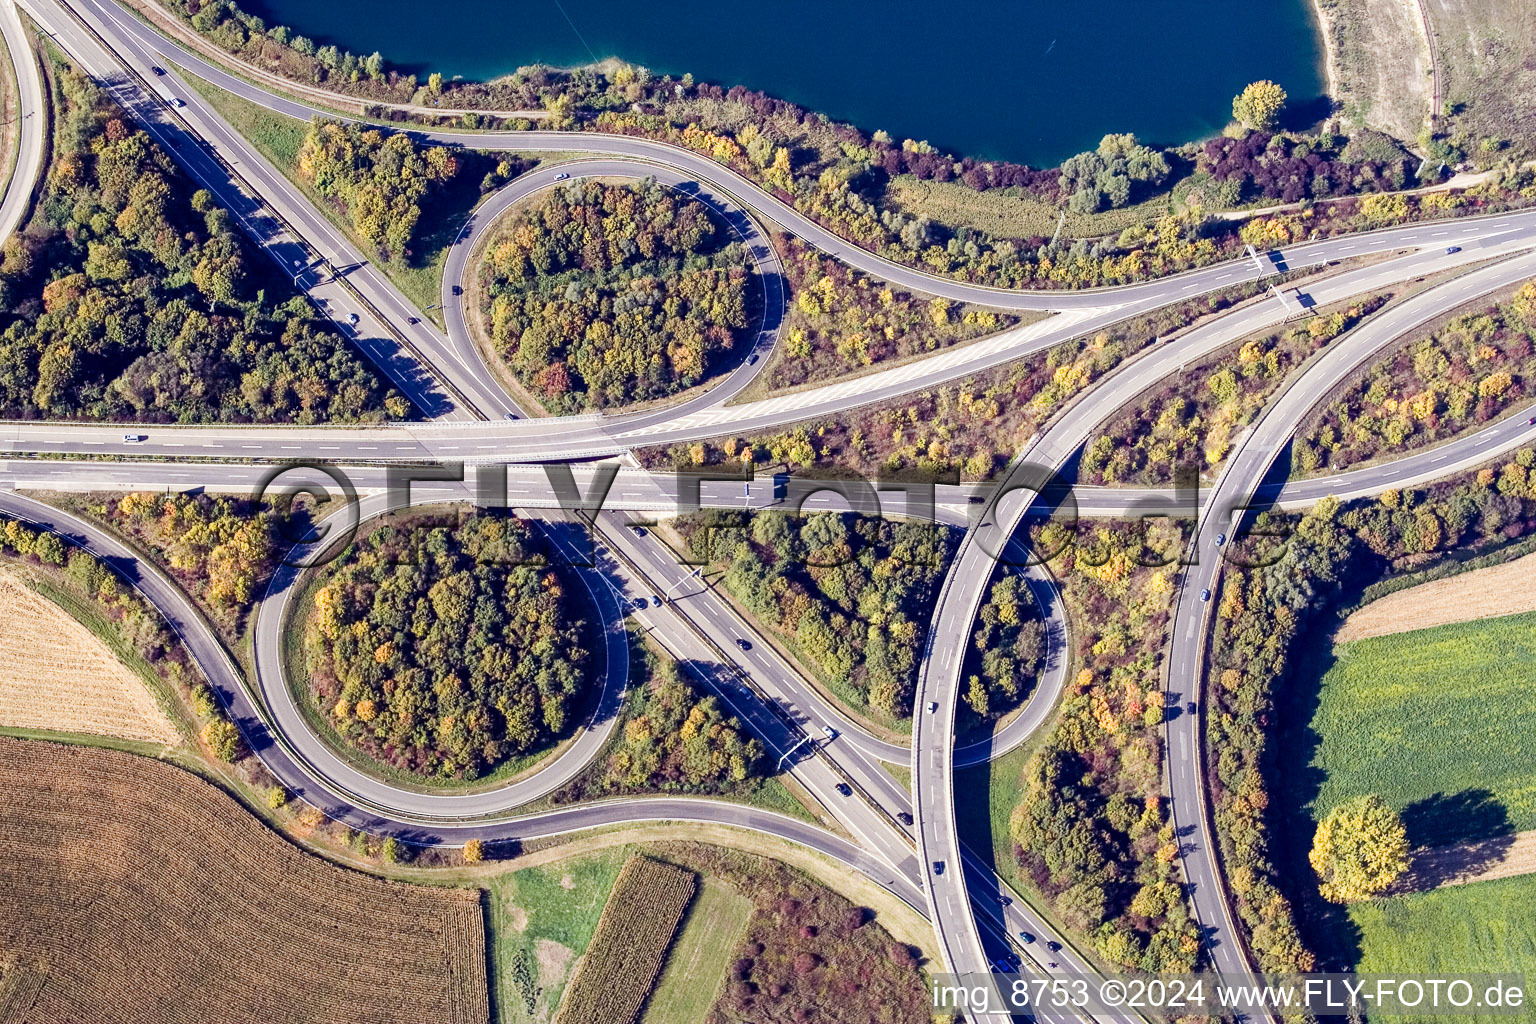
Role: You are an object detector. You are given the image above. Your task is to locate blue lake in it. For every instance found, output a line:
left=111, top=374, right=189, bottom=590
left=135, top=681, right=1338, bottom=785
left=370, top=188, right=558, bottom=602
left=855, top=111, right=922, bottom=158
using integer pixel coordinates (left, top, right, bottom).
left=242, top=0, right=1326, bottom=167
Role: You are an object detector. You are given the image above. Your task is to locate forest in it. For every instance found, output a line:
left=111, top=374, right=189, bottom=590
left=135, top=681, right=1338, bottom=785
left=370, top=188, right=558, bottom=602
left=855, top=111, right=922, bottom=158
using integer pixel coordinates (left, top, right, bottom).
left=161, top=0, right=1536, bottom=305
left=1210, top=457, right=1536, bottom=973
left=676, top=511, right=954, bottom=719
left=0, top=66, right=404, bottom=423
left=481, top=180, right=754, bottom=412
left=768, top=234, right=1014, bottom=390
left=1080, top=294, right=1387, bottom=485
left=1005, top=519, right=1196, bottom=973
left=107, top=491, right=279, bottom=634
left=303, top=513, right=592, bottom=779
left=1298, top=280, right=1536, bottom=474
left=962, top=572, right=1045, bottom=722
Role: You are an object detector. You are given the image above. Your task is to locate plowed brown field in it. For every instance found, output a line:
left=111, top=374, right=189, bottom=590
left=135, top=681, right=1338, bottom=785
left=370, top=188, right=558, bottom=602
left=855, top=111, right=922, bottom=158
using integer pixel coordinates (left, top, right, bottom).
left=0, top=738, right=488, bottom=1024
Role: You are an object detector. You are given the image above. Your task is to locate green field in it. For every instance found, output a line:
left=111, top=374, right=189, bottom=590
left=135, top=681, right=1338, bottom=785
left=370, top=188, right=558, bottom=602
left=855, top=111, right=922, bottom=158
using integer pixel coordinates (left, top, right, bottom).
left=639, top=878, right=752, bottom=1024
left=1303, top=611, right=1536, bottom=846
left=485, top=849, right=628, bottom=1024
left=1348, top=873, right=1536, bottom=1023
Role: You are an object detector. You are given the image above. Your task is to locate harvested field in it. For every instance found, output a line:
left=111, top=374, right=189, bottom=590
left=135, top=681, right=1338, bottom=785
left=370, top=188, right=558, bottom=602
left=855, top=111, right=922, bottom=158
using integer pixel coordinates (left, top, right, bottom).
left=555, top=856, right=696, bottom=1024
left=0, top=571, right=177, bottom=745
left=1315, top=0, right=1432, bottom=141
left=0, top=738, right=488, bottom=1024
left=1334, top=550, right=1536, bottom=642
left=1398, top=828, right=1536, bottom=892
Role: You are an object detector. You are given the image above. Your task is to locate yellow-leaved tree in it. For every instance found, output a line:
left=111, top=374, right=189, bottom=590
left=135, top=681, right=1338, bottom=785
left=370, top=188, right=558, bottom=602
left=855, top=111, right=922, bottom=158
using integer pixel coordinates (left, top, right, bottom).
left=1309, top=794, right=1410, bottom=902
left=1232, top=80, right=1288, bottom=131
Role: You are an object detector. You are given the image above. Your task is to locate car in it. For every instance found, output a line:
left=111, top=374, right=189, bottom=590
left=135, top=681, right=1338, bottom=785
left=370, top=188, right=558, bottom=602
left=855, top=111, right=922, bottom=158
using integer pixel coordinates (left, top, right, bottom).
left=1047, top=961, right=1059, bottom=969
left=346, top=313, right=360, bottom=325
left=735, top=638, right=752, bottom=651
left=1046, top=941, right=1061, bottom=952
left=1200, top=588, right=1212, bottom=602
left=554, top=172, right=570, bottom=180
left=170, top=97, right=185, bottom=108
left=835, top=782, right=852, bottom=797
left=748, top=353, right=759, bottom=364
left=152, top=66, right=166, bottom=76
left=1447, top=246, right=1462, bottom=254
left=992, top=959, right=1012, bottom=973
left=631, top=525, right=647, bottom=536
left=998, top=895, right=1012, bottom=907
left=897, top=811, right=914, bottom=826
left=1215, top=532, right=1226, bottom=546
left=452, top=285, right=463, bottom=296
left=926, top=701, right=939, bottom=714
left=503, top=412, right=519, bottom=421
left=407, top=316, right=420, bottom=325
left=1528, top=416, right=1536, bottom=425
left=123, top=433, right=147, bottom=444
left=1018, top=931, right=1035, bottom=944
left=821, top=725, right=837, bottom=741
left=1006, top=953, right=1022, bottom=967
left=652, top=595, right=663, bottom=606
left=968, top=495, right=985, bottom=503
left=932, top=860, right=944, bottom=875
left=632, top=597, right=648, bottom=610
left=1186, top=701, right=1198, bottom=715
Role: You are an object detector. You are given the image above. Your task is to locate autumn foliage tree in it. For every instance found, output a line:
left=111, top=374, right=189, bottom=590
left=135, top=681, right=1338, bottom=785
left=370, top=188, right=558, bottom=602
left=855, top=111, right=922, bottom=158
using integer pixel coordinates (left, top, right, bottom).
left=1232, top=80, right=1288, bottom=131
left=679, top=511, right=954, bottom=718
left=1310, top=794, right=1411, bottom=903
left=297, top=120, right=460, bottom=259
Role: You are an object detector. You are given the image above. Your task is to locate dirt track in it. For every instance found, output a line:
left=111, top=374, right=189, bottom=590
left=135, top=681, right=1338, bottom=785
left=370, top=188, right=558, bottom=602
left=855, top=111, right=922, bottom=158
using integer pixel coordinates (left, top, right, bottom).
left=1333, top=551, right=1536, bottom=643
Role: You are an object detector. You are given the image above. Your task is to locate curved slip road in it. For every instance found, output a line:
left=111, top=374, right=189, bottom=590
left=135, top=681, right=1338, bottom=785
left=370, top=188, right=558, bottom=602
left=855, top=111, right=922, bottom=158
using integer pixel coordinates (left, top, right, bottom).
left=253, top=491, right=632, bottom=817
left=14, top=0, right=1536, bottom=1010
left=0, top=0, right=47, bottom=245
left=1161, top=249, right=1536, bottom=985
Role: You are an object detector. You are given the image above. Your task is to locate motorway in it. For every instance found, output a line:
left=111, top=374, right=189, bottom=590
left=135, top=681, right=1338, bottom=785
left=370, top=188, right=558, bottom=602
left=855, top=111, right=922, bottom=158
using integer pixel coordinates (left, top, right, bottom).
left=6, top=0, right=1536, bottom=1017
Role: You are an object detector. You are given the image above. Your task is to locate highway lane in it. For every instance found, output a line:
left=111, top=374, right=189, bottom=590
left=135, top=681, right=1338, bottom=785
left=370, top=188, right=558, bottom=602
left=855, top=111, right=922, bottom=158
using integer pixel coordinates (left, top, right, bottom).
left=908, top=239, right=1536, bottom=1008
left=0, top=484, right=1106, bottom=1021
left=1162, top=249, right=1536, bottom=988
left=4, top=222, right=1533, bottom=466
left=0, top=0, right=46, bottom=245
left=17, top=0, right=1536, bottom=1010
left=21, top=0, right=508, bottom=420
left=76, top=0, right=1536, bottom=318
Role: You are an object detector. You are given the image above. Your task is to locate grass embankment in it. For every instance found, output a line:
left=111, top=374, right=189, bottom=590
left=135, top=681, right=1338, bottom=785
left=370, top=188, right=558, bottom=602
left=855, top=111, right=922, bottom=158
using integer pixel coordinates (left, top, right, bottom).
left=883, top=175, right=1180, bottom=241
left=640, top=878, right=753, bottom=1024
left=0, top=10, right=24, bottom=204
